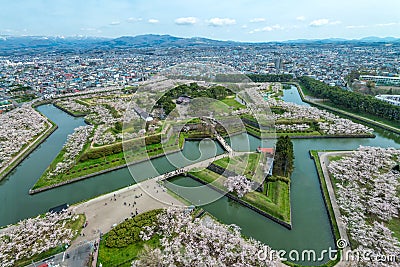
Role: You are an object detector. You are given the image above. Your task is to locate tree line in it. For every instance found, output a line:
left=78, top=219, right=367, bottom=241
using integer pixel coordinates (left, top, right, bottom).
left=298, top=76, right=400, bottom=122
left=155, top=83, right=233, bottom=115
left=272, top=135, right=294, bottom=177
left=247, top=74, right=293, bottom=83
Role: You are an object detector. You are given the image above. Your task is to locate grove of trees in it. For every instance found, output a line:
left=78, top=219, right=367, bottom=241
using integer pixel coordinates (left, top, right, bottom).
left=155, top=83, right=233, bottom=115
left=272, top=135, right=294, bottom=177
left=298, top=76, right=400, bottom=122
left=247, top=74, right=293, bottom=83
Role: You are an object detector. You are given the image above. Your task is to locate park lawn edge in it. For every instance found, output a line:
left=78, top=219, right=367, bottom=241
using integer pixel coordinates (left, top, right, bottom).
left=308, top=150, right=342, bottom=267
left=0, top=106, right=58, bottom=182
left=187, top=169, right=291, bottom=226
left=30, top=129, right=218, bottom=193
left=292, top=82, right=400, bottom=135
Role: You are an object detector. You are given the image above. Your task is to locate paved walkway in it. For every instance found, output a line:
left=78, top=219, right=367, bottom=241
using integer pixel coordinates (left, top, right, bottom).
left=69, top=151, right=250, bottom=248
left=319, top=151, right=354, bottom=267
left=71, top=178, right=184, bottom=247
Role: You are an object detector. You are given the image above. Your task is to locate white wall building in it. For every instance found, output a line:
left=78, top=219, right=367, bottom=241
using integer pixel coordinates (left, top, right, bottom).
left=360, top=75, right=400, bottom=86
left=375, top=95, right=400, bottom=106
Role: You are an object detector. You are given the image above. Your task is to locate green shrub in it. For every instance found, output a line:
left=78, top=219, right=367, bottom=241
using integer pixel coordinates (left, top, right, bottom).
left=105, top=209, right=162, bottom=248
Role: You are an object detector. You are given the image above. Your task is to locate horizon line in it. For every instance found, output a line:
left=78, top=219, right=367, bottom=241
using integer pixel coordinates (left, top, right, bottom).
left=1, top=33, right=400, bottom=44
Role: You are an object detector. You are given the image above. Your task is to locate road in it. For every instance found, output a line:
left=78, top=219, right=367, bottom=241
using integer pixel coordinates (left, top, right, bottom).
left=26, top=242, right=92, bottom=267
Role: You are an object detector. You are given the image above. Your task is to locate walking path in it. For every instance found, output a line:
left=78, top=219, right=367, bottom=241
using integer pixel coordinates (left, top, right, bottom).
left=69, top=151, right=250, bottom=248
left=200, top=117, right=234, bottom=155
left=319, top=151, right=354, bottom=267
left=71, top=178, right=185, bottom=248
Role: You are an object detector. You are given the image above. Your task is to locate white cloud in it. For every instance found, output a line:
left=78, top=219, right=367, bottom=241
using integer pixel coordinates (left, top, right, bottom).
left=110, top=21, right=121, bottom=26
left=175, top=17, right=197, bottom=25
left=330, top=20, right=342, bottom=25
left=296, top=16, right=306, bottom=21
left=346, top=25, right=368, bottom=29
left=309, top=19, right=330, bottom=27
left=309, top=19, right=341, bottom=27
left=127, top=17, right=142, bottom=23
left=249, top=18, right=266, bottom=23
left=249, top=24, right=284, bottom=34
left=208, top=18, right=236, bottom=27
left=148, top=19, right=159, bottom=24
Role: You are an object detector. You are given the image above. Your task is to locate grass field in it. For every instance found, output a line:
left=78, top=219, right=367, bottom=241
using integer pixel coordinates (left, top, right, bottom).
left=221, top=96, right=246, bottom=109
left=309, top=150, right=341, bottom=267
left=213, top=153, right=262, bottom=181
left=188, top=163, right=291, bottom=224
left=98, top=235, right=160, bottom=267
left=32, top=132, right=181, bottom=190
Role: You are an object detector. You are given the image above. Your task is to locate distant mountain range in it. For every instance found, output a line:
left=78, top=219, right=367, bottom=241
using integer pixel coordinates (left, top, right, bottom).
left=0, top=34, right=399, bottom=52
left=281, top=36, right=400, bottom=44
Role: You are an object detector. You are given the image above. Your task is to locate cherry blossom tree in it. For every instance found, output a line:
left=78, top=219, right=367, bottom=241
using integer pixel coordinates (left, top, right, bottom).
left=132, top=208, right=280, bottom=267
left=0, top=211, right=79, bottom=267
left=224, top=175, right=254, bottom=198
left=328, top=146, right=400, bottom=265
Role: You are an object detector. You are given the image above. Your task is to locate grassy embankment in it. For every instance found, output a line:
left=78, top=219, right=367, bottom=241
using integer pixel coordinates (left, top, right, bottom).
left=32, top=94, right=245, bottom=190
left=319, top=151, right=400, bottom=250
left=308, top=150, right=344, bottom=267
left=0, top=111, right=57, bottom=181
left=188, top=152, right=291, bottom=224
left=31, top=130, right=181, bottom=190
left=295, top=81, right=400, bottom=134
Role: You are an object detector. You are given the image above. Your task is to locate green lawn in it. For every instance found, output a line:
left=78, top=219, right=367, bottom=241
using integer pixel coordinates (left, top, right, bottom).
left=388, top=217, right=400, bottom=242
left=32, top=133, right=180, bottom=190
left=213, top=153, right=262, bottom=181
left=97, top=209, right=162, bottom=266
left=188, top=165, right=291, bottom=224
left=221, top=96, right=246, bottom=109
left=98, top=235, right=160, bottom=267
left=32, top=128, right=214, bottom=191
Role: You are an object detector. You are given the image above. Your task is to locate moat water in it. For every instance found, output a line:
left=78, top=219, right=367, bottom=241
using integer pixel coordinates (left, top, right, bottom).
left=1, top=86, right=398, bottom=265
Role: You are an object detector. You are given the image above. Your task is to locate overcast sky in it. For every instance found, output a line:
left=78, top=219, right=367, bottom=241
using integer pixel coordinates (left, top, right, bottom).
left=1, top=0, right=399, bottom=42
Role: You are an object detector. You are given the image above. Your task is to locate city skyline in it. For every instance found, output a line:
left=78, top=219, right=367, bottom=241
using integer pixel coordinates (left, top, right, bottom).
left=1, top=0, right=400, bottom=42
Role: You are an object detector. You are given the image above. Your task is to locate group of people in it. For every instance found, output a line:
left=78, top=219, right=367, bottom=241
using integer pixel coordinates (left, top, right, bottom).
left=161, top=168, right=185, bottom=180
